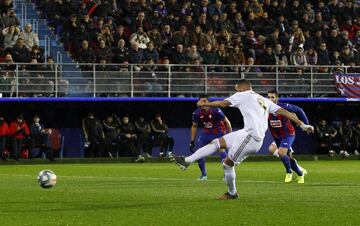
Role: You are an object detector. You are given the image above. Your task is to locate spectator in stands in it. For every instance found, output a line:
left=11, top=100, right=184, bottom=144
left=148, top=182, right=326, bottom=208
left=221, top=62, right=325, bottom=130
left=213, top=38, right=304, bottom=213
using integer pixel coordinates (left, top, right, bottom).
left=2, top=25, right=19, bottom=50
left=19, top=23, right=39, bottom=49
left=171, top=44, right=188, bottom=65
left=97, top=24, right=114, bottom=47
left=243, top=30, right=257, bottom=58
left=135, top=116, right=152, bottom=158
left=150, top=113, right=174, bottom=158
left=92, top=0, right=113, bottom=18
left=228, top=44, right=246, bottom=66
left=112, top=39, right=130, bottom=64
left=201, top=43, right=219, bottom=65
left=231, top=12, right=246, bottom=36
left=78, top=40, right=96, bottom=71
left=61, top=14, right=78, bottom=45
left=217, top=43, right=230, bottom=71
left=187, top=44, right=203, bottom=63
left=315, top=119, right=337, bottom=156
left=30, top=45, right=45, bottom=63
left=338, top=119, right=353, bottom=157
left=1, top=52, right=15, bottom=71
left=317, top=42, right=331, bottom=71
left=0, top=116, right=9, bottom=161
left=274, top=43, right=288, bottom=65
left=290, top=46, right=307, bottom=72
left=131, top=11, right=152, bottom=32
left=160, top=24, right=173, bottom=53
left=11, top=38, right=31, bottom=62
left=0, top=8, right=20, bottom=27
left=147, top=28, right=162, bottom=50
left=29, top=115, right=54, bottom=161
left=79, top=14, right=94, bottom=34
left=9, top=114, right=30, bottom=161
left=306, top=47, right=318, bottom=65
left=130, top=26, right=150, bottom=49
left=113, top=25, right=129, bottom=47
left=0, top=0, right=13, bottom=16
left=289, top=27, right=305, bottom=53
left=119, top=115, right=144, bottom=161
left=102, top=114, right=120, bottom=158
left=144, top=41, right=159, bottom=63
left=352, top=122, right=360, bottom=156
left=73, top=25, right=91, bottom=53
left=129, top=42, right=144, bottom=68
left=45, top=56, right=69, bottom=97
left=150, top=10, right=163, bottom=30
left=82, top=112, right=105, bottom=158
left=190, top=25, right=206, bottom=48
left=339, top=45, right=354, bottom=65
left=171, top=25, right=190, bottom=48
left=262, top=46, right=276, bottom=71
left=95, top=39, right=113, bottom=63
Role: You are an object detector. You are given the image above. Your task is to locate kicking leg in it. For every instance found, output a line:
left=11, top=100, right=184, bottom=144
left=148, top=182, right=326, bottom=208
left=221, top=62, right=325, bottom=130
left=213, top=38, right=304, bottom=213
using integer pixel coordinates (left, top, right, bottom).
left=173, top=137, right=226, bottom=170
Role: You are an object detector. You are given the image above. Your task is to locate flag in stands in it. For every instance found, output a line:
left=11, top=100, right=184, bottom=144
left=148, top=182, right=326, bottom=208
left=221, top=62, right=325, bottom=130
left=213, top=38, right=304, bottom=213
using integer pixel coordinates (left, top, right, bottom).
left=334, top=74, right=360, bottom=98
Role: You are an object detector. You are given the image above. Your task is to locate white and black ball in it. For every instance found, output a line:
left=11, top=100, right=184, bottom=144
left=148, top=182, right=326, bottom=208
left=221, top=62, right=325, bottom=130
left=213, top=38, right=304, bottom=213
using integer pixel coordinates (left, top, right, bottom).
left=37, top=170, right=57, bottom=188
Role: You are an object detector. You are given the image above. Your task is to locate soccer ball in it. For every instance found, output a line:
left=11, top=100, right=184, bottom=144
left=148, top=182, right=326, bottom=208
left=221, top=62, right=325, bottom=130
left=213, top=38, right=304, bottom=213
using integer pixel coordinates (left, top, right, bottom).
left=37, top=170, right=57, bottom=188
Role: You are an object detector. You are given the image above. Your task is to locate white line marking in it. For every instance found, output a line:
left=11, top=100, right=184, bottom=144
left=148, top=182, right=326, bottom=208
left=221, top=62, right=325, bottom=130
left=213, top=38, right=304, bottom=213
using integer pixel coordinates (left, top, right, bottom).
left=0, top=174, right=356, bottom=186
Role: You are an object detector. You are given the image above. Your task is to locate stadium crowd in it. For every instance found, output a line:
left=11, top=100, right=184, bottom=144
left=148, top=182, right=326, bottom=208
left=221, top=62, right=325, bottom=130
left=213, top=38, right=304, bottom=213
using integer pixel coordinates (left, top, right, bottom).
left=32, top=0, right=360, bottom=73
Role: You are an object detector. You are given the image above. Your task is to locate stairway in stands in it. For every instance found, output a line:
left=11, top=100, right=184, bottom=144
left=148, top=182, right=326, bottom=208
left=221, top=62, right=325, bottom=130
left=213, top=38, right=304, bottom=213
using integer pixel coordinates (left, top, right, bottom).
left=14, top=0, right=88, bottom=97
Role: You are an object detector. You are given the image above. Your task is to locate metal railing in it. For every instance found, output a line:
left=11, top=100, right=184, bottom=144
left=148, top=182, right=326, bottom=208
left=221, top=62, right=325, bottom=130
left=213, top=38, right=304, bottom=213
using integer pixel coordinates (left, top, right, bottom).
left=0, top=63, right=347, bottom=98
left=44, top=35, right=51, bottom=62
left=20, top=3, right=27, bottom=30
left=32, top=19, right=39, bottom=34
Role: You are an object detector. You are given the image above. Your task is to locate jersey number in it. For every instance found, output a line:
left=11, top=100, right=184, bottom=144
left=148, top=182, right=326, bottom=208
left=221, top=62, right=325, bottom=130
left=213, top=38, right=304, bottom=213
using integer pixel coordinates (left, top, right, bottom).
left=258, top=98, right=267, bottom=114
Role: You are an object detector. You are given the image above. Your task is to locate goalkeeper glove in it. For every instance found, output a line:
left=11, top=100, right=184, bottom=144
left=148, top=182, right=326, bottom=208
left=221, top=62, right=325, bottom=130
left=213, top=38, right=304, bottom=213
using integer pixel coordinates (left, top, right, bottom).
left=189, top=141, right=195, bottom=153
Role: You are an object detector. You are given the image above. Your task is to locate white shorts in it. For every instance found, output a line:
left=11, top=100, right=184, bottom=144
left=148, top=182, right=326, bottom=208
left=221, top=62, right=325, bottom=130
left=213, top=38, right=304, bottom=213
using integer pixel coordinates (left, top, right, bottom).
left=223, top=129, right=263, bottom=164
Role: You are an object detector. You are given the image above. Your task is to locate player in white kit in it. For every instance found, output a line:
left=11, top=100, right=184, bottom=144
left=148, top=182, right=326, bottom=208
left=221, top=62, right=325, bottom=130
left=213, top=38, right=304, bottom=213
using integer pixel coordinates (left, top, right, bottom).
left=173, top=80, right=314, bottom=200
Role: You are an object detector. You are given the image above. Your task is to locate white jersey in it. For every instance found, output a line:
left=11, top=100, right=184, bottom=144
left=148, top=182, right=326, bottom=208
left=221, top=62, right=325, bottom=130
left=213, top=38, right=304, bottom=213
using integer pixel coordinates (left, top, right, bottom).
left=225, top=90, right=280, bottom=141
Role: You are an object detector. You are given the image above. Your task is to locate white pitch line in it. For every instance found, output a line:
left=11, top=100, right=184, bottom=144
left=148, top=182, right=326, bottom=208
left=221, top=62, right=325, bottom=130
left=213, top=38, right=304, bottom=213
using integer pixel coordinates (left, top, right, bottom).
left=0, top=174, right=356, bottom=186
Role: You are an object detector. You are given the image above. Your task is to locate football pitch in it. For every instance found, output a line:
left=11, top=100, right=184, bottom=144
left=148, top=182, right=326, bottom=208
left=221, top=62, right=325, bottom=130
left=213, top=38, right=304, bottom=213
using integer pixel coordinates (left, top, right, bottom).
left=1, top=160, right=359, bottom=226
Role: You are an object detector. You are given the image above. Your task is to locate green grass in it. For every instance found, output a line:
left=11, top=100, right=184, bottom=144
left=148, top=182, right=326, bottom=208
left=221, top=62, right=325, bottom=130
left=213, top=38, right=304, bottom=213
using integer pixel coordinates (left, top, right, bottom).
left=0, top=161, right=359, bottom=226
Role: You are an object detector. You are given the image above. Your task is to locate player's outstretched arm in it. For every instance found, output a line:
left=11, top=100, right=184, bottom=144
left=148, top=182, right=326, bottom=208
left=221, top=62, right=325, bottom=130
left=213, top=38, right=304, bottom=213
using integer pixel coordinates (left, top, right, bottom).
left=276, top=107, right=314, bottom=133
left=197, top=100, right=232, bottom=108
left=224, top=117, right=232, bottom=133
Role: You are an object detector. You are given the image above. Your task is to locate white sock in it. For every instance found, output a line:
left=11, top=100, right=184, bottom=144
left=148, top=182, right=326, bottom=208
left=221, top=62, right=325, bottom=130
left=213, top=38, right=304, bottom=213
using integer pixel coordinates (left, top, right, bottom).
left=273, top=149, right=279, bottom=158
left=185, top=139, right=220, bottom=163
left=223, top=162, right=237, bottom=195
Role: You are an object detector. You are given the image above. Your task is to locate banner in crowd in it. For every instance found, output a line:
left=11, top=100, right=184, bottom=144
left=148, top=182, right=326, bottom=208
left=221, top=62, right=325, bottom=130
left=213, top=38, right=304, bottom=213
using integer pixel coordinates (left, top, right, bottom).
left=334, top=74, right=360, bottom=98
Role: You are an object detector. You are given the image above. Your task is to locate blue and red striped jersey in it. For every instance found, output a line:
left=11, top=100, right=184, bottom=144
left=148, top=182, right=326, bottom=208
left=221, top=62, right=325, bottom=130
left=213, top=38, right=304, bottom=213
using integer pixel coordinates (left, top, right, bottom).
left=268, top=102, right=309, bottom=139
left=192, top=108, right=226, bottom=135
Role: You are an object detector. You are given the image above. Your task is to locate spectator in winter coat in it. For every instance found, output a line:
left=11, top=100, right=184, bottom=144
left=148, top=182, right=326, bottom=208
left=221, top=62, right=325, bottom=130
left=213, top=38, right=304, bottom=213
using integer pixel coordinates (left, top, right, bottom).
left=19, top=23, right=39, bottom=49
left=9, top=114, right=30, bottom=160
left=0, top=116, right=9, bottom=161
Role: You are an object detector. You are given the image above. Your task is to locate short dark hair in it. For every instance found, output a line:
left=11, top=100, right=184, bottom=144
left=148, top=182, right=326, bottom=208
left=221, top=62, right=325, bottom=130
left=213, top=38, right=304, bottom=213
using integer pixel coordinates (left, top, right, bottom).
left=267, top=89, right=278, bottom=97
left=237, top=79, right=252, bottom=87
left=198, top=94, right=208, bottom=100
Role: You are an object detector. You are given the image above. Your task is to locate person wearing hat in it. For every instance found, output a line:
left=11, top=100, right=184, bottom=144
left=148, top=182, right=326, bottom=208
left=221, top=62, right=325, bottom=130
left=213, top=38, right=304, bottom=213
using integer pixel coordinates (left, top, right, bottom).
left=9, top=114, right=30, bottom=160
